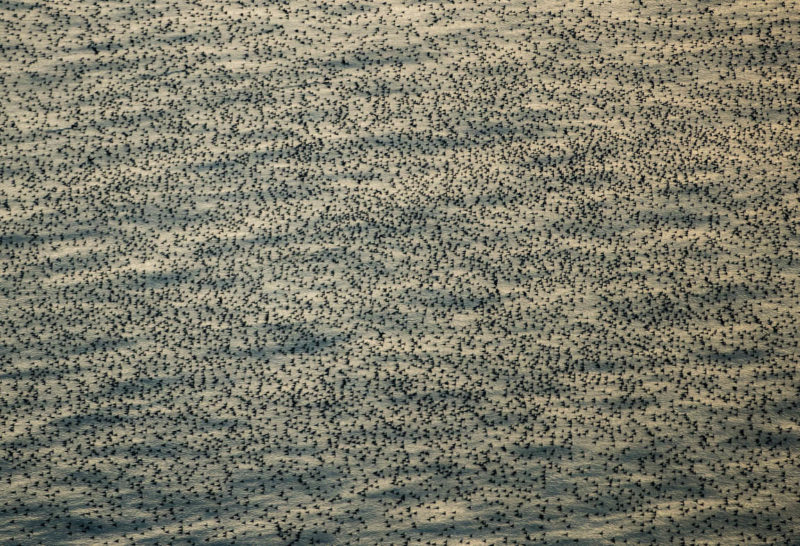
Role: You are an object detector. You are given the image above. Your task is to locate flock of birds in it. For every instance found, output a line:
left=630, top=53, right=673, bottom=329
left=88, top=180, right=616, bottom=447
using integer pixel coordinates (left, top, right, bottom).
left=2, top=0, right=799, bottom=543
